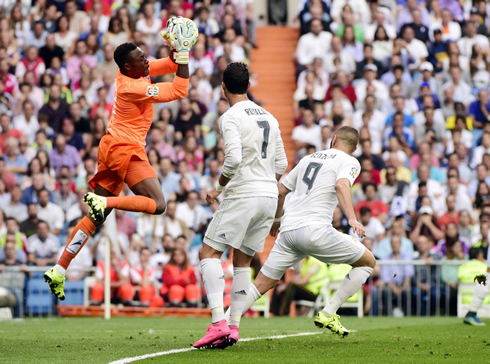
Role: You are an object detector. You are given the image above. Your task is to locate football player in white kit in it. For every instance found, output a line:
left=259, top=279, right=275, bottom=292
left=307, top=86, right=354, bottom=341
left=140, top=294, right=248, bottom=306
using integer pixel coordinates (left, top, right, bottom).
left=193, top=62, right=288, bottom=349
left=224, top=126, right=376, bottom=340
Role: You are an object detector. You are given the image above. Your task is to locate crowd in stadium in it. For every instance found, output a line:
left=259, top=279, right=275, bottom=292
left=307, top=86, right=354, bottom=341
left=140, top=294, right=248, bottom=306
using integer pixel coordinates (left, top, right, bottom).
left=0, top=0, right=489, bottom=317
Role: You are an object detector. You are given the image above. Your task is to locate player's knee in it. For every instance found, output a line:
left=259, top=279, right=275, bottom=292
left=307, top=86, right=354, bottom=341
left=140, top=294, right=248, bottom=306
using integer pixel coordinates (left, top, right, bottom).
left=154, top=200, right=166, bottom=215
left=365, top=251, right=376, bottom=269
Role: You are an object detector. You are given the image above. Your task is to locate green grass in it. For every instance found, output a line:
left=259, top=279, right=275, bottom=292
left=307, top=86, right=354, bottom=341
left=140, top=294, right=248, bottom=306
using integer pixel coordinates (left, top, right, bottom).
left=0, top=316, right=488, bottom=363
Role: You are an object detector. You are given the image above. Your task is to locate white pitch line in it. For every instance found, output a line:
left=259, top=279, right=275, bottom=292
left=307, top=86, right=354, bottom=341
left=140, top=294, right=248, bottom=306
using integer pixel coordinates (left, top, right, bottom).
left=108, top=331, right=323, bottom=364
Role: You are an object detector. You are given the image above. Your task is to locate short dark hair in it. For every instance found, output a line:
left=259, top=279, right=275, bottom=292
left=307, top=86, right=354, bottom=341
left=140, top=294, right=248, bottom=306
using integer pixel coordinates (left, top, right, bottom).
left=362, top=182, right=377, bottom=194
left=114, top=42, right=138, bottom=70
left=360, top=207, right=372, bottom=216
left=223, top=62, right=249, bottom=94
left=469, top=246, right=485, bottom=260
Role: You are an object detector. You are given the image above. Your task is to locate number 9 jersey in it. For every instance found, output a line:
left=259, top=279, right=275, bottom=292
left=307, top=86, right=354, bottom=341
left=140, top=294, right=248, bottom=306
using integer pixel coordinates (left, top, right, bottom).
left=218, top=100, right=288, bottom=200
left=280, top=149, right=361, bottom=233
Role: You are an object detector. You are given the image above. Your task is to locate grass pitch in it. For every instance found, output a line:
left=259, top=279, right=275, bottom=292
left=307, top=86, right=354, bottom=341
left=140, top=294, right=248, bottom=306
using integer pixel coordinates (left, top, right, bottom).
left=0, top=316, right=488, bottom=363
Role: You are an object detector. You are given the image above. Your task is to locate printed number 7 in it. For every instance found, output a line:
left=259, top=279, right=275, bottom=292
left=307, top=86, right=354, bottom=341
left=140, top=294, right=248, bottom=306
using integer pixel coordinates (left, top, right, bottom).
left=257, top=120, right=270, bottom=159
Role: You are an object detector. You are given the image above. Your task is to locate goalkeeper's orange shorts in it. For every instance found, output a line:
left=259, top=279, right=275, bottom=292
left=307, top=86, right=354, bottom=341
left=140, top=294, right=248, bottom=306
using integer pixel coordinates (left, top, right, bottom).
left=88, top=133, right=157, bottom=196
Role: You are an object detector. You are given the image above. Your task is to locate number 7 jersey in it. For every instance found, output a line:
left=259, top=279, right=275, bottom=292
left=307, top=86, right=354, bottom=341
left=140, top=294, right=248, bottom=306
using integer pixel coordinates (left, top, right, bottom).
left=280, top=149, right=361, bottom=232
left=219, top=100, right=288, bottom=200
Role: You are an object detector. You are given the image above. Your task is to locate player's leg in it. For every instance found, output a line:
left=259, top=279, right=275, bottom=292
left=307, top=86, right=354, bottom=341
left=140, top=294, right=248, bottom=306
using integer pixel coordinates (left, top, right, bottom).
left=193, top=243, right=230, bottom=348
left=310, top=228, right=375, bottom=336
left=464, top=269, right=489, bottom=326
left=84, top=160, right=165, bottom=222
left=44, top=185, right=115, bottom=300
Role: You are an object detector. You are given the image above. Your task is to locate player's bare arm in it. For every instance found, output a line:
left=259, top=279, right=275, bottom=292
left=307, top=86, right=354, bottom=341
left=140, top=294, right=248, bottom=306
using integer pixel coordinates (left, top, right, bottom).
left=270, top=182, right=291, bottom=237
left=336, top=178, right=366, bottom=238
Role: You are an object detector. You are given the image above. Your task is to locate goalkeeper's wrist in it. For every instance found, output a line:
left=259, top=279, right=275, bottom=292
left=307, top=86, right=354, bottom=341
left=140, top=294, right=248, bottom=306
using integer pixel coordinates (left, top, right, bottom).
left=216, top=182, right=225, bottom=192
left=274, top=217, right=282, bottom=223
left=173, top=51, right=189, bottom=65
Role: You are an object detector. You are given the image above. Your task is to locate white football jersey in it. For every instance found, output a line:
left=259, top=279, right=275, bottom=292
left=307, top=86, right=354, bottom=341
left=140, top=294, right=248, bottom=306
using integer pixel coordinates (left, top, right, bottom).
left=280, top=149, right=361, bottom=232
left=220, top=100, right=288, bottom=200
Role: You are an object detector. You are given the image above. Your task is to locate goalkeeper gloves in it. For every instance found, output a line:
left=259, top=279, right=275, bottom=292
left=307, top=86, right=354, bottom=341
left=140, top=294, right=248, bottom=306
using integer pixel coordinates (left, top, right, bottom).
left=161, top=16, right=199, bottom=65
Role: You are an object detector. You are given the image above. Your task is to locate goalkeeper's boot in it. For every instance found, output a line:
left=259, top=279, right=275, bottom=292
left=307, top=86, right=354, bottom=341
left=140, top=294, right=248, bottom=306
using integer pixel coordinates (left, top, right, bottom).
left=209, top=325, right=239, bottom=350
left=44, top=266, right=66, bottom=301
left=464, top=311, right=486, bottom=326
left=314, top=311, right=349, bottom=337
left=84, top=192, right=107, bottom=223
left=193, top=319, right=230, bottom=349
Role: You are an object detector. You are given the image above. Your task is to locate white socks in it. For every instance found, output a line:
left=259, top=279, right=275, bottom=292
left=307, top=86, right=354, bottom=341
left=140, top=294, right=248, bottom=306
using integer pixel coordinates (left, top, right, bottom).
left=200, top=258, right=225, bottom=323
left=225, top=283, right=262, bottom=323
left=229, top=267, right=251, bottom=327
left=55, top=264, right=66, bottom=276
left=470, top=272, right=490, bottom=312
left=323, top=266, right=373, bottom=316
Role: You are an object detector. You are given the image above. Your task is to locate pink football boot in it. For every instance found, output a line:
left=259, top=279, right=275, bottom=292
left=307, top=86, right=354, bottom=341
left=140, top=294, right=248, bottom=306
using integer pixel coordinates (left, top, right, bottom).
left=209, top=325, right=239, bottom=350
left=193, top=319, right=230, bottom=349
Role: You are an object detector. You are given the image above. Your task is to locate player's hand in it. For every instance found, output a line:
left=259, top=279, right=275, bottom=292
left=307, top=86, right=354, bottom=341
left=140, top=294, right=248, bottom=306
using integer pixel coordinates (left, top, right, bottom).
left=161, top=16, right=199, bottom=65
left=206, top=188, right=221, bottom=205
left=349, top=218, right=365, bottom=238
left=270, top=222, right=281, bottom=237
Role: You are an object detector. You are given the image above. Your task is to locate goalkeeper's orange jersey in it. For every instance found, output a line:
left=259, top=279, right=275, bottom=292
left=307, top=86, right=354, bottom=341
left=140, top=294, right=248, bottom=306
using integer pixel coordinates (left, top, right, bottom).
left=107, top=57, right=188, bottom=147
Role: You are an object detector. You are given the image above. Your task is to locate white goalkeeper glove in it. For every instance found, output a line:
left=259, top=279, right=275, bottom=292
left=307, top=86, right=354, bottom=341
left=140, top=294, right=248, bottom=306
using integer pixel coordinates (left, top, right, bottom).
left=161, top=16, right=199, bottom=65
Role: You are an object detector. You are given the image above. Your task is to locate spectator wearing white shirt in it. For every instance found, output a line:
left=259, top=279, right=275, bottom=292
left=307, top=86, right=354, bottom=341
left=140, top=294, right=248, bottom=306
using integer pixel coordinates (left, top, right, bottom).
left=355, top=65, right=389, bottom=105
left=324, top=35, right=356, bottom=75
left=136, top=213, right=164, bottom=252
left=27, top=220, right=59, bottom=267
left=429, top=9, right=461, bottom=42
left=36, top=189, right=64, bottom=236
left=162, top=200, right=189, bottom=240
left=402, top=26, right=428, bottom=71
left=194, top=6, right=220, bottom=37
left=189, top=43, right=214, bottom=77
left=353, top=95, right=385, bottom=153
left=365, top=8, right=397, bottom=42
left=26, top=21, right=47, bottom=48
left=175, top=191, right=209, bottom=233
left=472, top=132, right=490, bottom=169
left=292, top=108, right=322, bottom=153
left=457, top=21, right=489, bottom=58
left=295, top=19, right=332, bottom=67
left=12, top=101, right=38, bottom=144
left=442, top=66, right=475, bottom=107
left=350, top=206, right=386, bottom=245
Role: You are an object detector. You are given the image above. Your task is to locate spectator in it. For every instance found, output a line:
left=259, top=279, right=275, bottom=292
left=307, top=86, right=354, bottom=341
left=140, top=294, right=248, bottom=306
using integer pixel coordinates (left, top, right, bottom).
left=129, top=248, right=164, bottom=307
left=377, top=236, right=414, bottom=316
left=0, top=217, right=27, bottom=252
left=3, top=186, right=27, bottom=223
left=379, top=166, right=409, bottom=206
left=176, top=191, right=209, bottom=234
left=457, top=21, right=489, bottom=58
left=437, top=222, right=471, bottom=257
left=12, top=101, right=39, bottom=145
left=39, top=34, right=65, bottom=70
left=61, top=118, right=86, bottom=158
left=90, top=246, right=133, bottom=305
left=292, top=108, right=322, bottom=154
left=355, top=183, right=389, bottom=224
left=20, top=172, right=51, bottom=205
left=161, top=248, right=199, bottom=307
left=410, top=205, right=444, bottom=243
left=0, top=114, right=24, bottom=155
left=0, top=239, right=27, bottom=317
left=351, top=206, right=385, bottom=244
left=36, top=189, right=64, bottom=236
left=49, top=134, right=82, bottom=177
left=437, top=194, right=459, bottom=229
left=162, top=200, right=189, bottom=240
left=38, top=85, right=70, bottom=133
left=26, top=221, right=59, bottom=266
left=0, top=156, right=16, bottom=191
left=66, top=40, right=97, bottom=84
left=376, top=219, right=414, bottom=259
left=3, top=138, right=28, bottom=183
left=53, top=176, right=78, bottom=218
left=19, top=204, right=39, bottom=238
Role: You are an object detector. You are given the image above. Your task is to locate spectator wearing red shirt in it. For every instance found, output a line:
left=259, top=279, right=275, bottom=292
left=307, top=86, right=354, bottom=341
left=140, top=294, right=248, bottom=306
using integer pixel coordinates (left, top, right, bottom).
left=437, top=194, right=459, bottom=229
left=355, top=182, right=389, bottom=224
left=161, top=248, right=199, bottom=307
left=0, top=114, right=24, bottom=155
left=324, top=70, right=357, bottom=105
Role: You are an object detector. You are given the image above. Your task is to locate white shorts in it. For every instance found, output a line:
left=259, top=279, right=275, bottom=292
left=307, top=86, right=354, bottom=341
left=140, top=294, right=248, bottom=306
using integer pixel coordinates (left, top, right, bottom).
left=262, top=224, right=366, bottom=280
left=204, top=197, right=278, bottom=256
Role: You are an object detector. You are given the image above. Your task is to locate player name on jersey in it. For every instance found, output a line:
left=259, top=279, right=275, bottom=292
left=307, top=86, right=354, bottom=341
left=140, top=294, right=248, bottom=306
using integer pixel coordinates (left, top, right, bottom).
left=244, top=107, right=267, bottom=116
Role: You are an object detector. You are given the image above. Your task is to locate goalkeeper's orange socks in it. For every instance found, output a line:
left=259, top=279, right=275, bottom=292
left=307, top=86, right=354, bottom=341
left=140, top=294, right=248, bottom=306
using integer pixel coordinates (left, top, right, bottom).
left=106, top=196, right=157, bottom=214
left=56, top=217, right=96, bottom=274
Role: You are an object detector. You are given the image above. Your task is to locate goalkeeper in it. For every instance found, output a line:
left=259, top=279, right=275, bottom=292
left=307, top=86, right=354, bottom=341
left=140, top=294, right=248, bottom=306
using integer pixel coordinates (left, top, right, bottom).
left=44, top=17, right=199, bottom=300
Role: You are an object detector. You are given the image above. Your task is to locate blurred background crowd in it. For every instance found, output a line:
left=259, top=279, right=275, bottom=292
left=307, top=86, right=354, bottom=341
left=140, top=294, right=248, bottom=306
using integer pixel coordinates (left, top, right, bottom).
left=0, top=0, right=489, bottom=317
